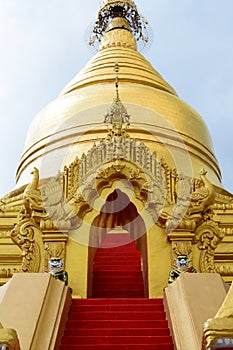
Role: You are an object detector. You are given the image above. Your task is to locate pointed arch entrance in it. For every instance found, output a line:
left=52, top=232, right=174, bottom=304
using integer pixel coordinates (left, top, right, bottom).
left=87, top=189, right=148, bottom=298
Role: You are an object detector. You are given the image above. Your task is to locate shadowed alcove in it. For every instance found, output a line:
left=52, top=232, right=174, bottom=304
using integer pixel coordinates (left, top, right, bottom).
left=87, top=189, right=148, bottom=297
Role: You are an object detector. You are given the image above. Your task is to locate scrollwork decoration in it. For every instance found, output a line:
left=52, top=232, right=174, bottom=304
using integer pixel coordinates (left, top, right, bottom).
left=11, top=218, right=41, bottom=272
left=194, top=221, right=225, bottom=273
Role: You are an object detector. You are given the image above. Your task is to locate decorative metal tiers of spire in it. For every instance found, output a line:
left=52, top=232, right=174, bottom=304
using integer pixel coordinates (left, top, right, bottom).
left=89, top=0, right=149, bottom=46
left=104, top=60, right=130, bottom=134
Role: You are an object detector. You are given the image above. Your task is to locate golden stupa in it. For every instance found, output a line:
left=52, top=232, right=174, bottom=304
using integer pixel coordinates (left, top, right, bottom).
left=17, top=10, right=220, bottom=188
left=1, top=1, right=233, bottom=349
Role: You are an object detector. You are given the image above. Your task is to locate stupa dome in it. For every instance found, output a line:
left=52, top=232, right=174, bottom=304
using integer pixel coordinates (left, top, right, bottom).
left=16, top=3, right=221, bottom=188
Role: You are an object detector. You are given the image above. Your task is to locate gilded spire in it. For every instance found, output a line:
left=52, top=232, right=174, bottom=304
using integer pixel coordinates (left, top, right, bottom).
left=104, top=60, right=130, bottom=133
left=89, top=0, right=149, bottom=46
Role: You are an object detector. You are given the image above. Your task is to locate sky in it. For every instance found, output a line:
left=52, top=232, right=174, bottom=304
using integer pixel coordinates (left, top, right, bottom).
left=0, top=0, right=233, bottom=197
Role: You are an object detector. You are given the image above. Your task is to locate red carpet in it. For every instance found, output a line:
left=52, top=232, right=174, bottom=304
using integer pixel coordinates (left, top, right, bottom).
left=92, top=233, right=144, bottom=298
left=60, top=233, right=174, bottom=349
left=60, top=298, right=174, bottom=349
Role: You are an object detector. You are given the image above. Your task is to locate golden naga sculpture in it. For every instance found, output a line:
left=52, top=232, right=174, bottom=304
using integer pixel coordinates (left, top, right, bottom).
left=0, top=323, right=20, bottom=350
left=202, top=282, right=233, bottom=350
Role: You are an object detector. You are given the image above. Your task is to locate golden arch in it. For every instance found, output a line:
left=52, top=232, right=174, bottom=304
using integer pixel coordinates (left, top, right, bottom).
left=69, top=159, right=165, bottom=233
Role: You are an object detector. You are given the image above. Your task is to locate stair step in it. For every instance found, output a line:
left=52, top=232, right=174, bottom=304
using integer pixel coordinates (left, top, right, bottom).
left=94, top=257, right=141, bottom=262
left=93, top=275, right=143, bottom=281
left=69, top=311, right=166, bottom=320
left=97, top=243, right=138, bottom=248
left=62, top=335, right=172, bottom=345
left=95, top=249, right=139, bottom=254
left=92, top=271, right=143, bottom=278
left=94, top=256, right=140, bottom=261
left=94, top=258, right=141, bottom=263
left=65, top=327, right=170, bottom=336
left=93, top=265, right=141, bottom=271
left=99, top=244, right=137, bottom=249
left=98, top=245, right=137, bottom=250
left=66, top=319, right=169, bottom=329
left=61, top=343, right=174, bottom=350
left=71, top=304, right=164, bottom=312
left=60, top=297, right=174, bottom=350
left=92, top=291, right=145, bottom=298
left=91, top=283, right=145, bottom=291
left=72, top=298, right=164, bottom=305
left=94, top=263, right=141, bottom=267
left=96, top=245, right=138, bottom=249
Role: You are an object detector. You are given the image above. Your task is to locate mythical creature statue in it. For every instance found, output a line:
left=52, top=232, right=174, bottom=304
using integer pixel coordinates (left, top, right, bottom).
left=23, top=167, right=42, bottom=214
left=46, top=258, right=72, bottom=293
left=189, top=168, right=215, bottom=214
left=168, top=254, right=196, bottom=284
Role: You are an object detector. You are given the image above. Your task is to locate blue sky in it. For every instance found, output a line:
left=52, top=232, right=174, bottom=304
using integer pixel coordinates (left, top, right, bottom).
left=0, top=0, right=233, bottom=197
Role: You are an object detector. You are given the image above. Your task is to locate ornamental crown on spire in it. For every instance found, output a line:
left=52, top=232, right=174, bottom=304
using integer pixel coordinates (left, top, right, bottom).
left=104, top=60, right=130, bottom=133
left=89, top=0, right=149, bottom=46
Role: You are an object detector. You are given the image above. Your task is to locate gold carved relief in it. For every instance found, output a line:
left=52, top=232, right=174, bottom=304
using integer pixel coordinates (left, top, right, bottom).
left=40, top=172, right=74, bottom=230
left=166, top=169, right=216, bottom=233
left=194, top=221, right=225, bottom=273
left=10, top=218, right=42, bottom=273
left=63, top=134, right=168, bottom=225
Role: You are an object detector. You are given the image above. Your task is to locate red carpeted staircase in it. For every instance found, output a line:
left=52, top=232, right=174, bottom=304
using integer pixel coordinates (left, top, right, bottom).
left=92, top=233, right=144, bottom=298
left=60, top=233, right=174, bottom=349
left=60, top=298, right=174, bottom=349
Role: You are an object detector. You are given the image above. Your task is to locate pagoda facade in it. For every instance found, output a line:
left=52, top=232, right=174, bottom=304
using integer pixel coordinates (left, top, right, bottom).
left=0, top=0, right=233, bottom=301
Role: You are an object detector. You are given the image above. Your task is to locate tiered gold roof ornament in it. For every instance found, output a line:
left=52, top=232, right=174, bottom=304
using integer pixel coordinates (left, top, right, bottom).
left=89, top=0, right=149, bottom=46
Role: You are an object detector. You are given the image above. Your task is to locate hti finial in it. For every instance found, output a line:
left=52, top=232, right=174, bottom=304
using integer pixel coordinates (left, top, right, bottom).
left=89, top=0, right=149, bottom=47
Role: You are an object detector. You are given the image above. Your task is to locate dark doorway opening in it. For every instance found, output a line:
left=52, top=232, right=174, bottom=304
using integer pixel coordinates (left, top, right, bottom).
left=87, top=189, right=148, bottom=297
